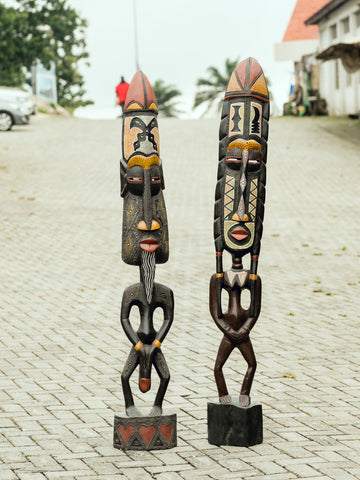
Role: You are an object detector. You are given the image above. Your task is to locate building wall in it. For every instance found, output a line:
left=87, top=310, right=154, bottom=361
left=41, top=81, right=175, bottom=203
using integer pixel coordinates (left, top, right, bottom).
left=318, top=0, right=360, bottom=115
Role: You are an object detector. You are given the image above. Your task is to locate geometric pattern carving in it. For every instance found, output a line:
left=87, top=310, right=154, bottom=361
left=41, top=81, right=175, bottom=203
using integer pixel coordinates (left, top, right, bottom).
left=248, top=179, right=258, bottom=220
left=114, top=413, right=177, bottom=451
left=224, top=175, right=235, bottom=218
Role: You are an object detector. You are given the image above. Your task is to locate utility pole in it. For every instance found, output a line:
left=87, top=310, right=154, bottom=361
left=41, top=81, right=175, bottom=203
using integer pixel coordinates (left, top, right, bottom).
left=133, top=0, right=140, bottom=70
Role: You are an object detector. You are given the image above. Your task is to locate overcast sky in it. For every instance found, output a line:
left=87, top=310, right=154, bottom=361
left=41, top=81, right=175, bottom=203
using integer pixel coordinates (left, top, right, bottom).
left=66, top=0, right=297, bottom=117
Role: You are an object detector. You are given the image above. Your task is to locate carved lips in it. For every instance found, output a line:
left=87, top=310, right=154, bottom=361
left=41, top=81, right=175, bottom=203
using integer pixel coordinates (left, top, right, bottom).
left=140, top=239, right=159, bottom=252
left=231, top=227, right=249, bottom=242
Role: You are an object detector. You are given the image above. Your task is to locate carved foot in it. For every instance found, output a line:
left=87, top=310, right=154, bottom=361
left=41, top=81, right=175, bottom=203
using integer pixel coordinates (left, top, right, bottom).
left=149, top=405, right=162, bottom=416
left=239, top=394, right=251, bottom=407
left=219, top=394, right=232, bottom=404
left=126, top=405, right=142, bottom=417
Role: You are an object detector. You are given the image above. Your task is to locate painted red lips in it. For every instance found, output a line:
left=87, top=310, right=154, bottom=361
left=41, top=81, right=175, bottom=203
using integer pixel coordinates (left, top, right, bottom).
left=140, top=239, right=159, bottom=252
left=231, top=228, right=249, bottom=242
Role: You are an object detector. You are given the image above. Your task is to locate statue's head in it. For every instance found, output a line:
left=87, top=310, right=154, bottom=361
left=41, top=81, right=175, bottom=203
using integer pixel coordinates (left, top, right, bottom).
left=214, top=58, right=269, bottom=261
left=120, top=71, right=169, bottom=266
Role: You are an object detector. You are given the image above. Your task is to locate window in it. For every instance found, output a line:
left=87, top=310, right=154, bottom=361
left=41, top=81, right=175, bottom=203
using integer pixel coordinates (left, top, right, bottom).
left=346, top=73, right=352, bottom=87
left=335, top=60, right=340, bottom=90
left=355, top=11, right=360, bottom=29
left=330, top=23, right=337, bottom=39
left=341, top=17, right=350, bottom=34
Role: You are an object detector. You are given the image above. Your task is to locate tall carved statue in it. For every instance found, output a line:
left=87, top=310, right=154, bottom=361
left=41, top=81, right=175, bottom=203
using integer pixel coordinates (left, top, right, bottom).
left=113, top=71, right=176, bottom=451
left=208, top=57, right=269, bottom=447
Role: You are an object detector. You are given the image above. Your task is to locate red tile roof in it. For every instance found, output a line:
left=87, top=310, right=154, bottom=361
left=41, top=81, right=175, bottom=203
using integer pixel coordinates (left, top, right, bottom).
left=283, top=0, right=330, bottom=41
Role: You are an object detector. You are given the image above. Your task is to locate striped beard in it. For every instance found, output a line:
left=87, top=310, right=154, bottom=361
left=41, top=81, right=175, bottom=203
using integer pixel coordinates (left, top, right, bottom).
left=141, top=250, right=156, bottom=304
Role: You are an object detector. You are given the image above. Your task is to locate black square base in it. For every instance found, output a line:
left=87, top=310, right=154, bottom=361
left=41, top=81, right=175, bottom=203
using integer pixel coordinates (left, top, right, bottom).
left=114, top=413, right=177, bottom=450
left=207, top=399, right=262, bottom=447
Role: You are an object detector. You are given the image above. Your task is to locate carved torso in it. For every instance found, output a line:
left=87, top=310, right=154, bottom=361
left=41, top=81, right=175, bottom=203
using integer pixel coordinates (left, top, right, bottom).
left=121, top=282, right=173, bottom=344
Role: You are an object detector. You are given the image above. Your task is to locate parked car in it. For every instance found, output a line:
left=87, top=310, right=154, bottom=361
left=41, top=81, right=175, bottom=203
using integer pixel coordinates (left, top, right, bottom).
left=0, top=87, right=34, bottom=131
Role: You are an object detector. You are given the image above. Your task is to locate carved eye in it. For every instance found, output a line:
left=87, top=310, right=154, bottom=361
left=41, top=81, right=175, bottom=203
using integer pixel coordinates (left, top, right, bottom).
left=127, top=176, right=143, bottom=184
left=226, top=148, right=242, bottom=169
left=248, top=151, right=261, bottom=171
left=248, top=159, right=261, bottom=166
left=126, top=168, right=144, bottom=195
left=150, top=166, right=162, bottom=195
left=226, top=156, right=242, bottom=171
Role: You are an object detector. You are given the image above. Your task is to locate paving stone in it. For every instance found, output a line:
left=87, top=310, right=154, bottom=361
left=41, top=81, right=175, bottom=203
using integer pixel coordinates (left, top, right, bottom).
left=0, top=115, right=359, bottom=479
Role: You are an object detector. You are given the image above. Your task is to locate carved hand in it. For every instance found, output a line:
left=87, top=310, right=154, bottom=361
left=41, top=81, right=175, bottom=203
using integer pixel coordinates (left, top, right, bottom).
left=225, top=325, right=250, bottom=343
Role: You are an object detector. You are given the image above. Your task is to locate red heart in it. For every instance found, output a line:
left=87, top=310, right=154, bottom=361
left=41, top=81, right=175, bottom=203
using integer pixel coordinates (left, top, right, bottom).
left=119, top=425, right=134, bottom=444
left=138, top=425, right=156, bottom=447
left=160, top=423, right=173, bottom=444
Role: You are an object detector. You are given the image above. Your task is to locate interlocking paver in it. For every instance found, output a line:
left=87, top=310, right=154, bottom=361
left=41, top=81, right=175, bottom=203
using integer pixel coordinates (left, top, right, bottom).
left=0, top=114, right=359, bottom=479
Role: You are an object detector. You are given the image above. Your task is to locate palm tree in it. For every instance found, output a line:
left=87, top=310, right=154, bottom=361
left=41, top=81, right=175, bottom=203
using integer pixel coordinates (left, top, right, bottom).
left=193, top=58, right=240, bottom=115
left=193, top=58, right=272, bottom=115
left=153, top=79, right=182, bottom=117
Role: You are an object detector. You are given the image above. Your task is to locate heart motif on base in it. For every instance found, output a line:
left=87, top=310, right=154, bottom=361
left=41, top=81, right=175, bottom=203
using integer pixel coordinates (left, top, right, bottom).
left=160, top=423, right=173, bottom=444
left=139, top=425, right=156, bottom=447
left=119, top=425, right=134, bottom=444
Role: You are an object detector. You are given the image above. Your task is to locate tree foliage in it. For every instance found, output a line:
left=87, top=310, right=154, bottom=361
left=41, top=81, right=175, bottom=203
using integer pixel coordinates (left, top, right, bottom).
left=193, top=58, right=272, bottom=115
left=153, top=79, right=182, bottom=118
left=193, top=58, right=240, bottom=115
left=0, top=0, right=93, bottom=109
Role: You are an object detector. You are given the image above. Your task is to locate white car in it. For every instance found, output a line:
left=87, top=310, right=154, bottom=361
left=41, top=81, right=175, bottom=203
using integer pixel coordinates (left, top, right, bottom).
left=0, top=87, right=34, bottom=131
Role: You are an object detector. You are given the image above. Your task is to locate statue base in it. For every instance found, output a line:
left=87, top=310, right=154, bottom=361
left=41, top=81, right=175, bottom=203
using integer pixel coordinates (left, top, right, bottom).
left=207, top=399, right=262, bottom=447
left=113, top=412, right=177, bottom=450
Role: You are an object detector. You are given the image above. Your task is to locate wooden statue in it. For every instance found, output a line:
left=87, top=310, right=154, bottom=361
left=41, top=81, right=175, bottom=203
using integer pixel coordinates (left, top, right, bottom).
left=114, top=71, right=176, bottom=451
left=208, top=58, right=269, bottom=446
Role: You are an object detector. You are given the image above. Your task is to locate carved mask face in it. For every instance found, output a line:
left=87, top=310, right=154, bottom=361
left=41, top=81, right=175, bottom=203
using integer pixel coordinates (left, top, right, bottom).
left=215, top=58, right=269, bottom=258
left=120, top=71, right=169, bottom=266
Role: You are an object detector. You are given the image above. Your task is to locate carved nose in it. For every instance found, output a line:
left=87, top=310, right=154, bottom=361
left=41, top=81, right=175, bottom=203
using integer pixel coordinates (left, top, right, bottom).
left=140, top=378, right=151, bottom=392
left=232, top=213, right=249, bottom=222
left=137, top=220, right=160, bottom=231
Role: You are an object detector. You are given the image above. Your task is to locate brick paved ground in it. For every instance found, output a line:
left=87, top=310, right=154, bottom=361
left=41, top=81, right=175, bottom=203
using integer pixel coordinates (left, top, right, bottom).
left=0, top=114, right=359, bottom=479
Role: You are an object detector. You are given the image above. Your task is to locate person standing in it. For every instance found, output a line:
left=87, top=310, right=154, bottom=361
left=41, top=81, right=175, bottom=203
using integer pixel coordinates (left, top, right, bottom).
left=115, top=76, right=130, bottom=114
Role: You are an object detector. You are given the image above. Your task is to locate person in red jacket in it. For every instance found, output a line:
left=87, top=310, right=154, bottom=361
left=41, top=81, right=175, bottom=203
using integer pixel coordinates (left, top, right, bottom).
left=115, top=77, right=130, bottom=114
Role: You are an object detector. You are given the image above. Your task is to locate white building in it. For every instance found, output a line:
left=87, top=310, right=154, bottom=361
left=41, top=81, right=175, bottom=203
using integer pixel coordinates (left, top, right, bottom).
left=306, top=0, right=360, bottom=115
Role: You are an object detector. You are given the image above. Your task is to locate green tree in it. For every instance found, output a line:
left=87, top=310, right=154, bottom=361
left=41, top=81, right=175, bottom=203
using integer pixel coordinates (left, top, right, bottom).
left=193, top=58, right=272, bottom=115
left=193, top=58, right=240, bottom=115
left=0, top=4, right=28, bottom=86
left=153, top=79, right=182, bottom=117
left=0, top=0, right=93, bottom=110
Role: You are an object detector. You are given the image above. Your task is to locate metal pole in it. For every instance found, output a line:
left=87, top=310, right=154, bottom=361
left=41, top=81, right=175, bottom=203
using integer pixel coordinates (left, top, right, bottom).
left=133, top=0, right=140, bottom=70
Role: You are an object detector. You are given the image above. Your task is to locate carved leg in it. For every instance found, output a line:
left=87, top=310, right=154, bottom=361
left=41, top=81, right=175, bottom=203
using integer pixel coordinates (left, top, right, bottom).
left=214, top=335, right=235, bottom=403
left=150, top=349, right=170, bottom=416
left=121, top=348, right=141, bottom=416
left=238, top=338, right=257, bottom=407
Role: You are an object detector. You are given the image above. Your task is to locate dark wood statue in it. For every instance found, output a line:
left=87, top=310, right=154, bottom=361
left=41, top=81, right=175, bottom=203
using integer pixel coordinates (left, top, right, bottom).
left=208, top=57, right=269, bottom=447
left=114, top=71, right=176, bottom=451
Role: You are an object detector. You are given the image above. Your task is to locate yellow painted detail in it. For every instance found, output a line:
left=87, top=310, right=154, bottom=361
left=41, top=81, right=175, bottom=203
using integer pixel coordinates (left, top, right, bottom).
left=148, top=102, right=158, bottom=111
left=251, top=73, right=269, bottom=97
left=153, top=339, right=161, bottom=349
left=137, top=220, right=160, bottom=231
left=227, top=139, right=262, bottom=152
left=242, top=214, right=249, bottom=222
left=226, top=71, right=242, bottom=93
left=137, top=221, right=147, bottom=230
left=151, top=220, right=160, bottom=230
left=249, top=274, right=258, bottom=280
left=135, top=341, right=144, bottom=351
left=216, top=273, right=224, bottom=278
left=126, top=102, right=143, bottom=111
left=128, top=155, right=159, bottom=169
